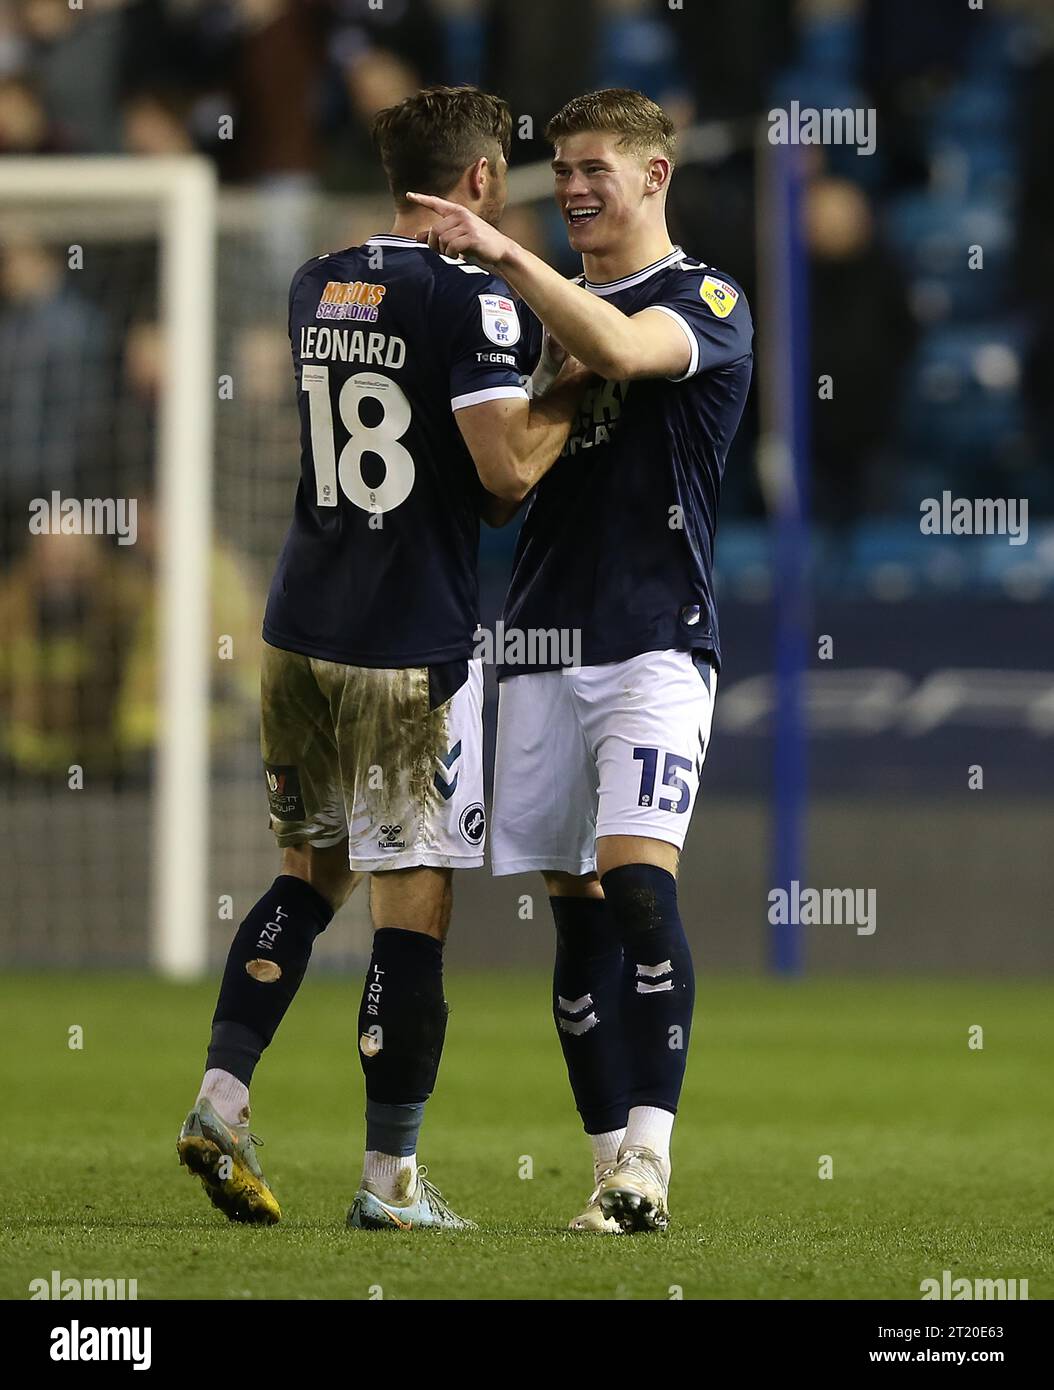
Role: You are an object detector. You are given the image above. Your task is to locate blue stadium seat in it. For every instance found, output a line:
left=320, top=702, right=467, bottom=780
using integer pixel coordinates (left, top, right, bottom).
left=930, top=77, right=1017, bottom=142
left=795, top=15, right=861, bottom=77
left=884, top=192, right=1013, bottom=321
left=898, top=324, right=1027, bottom=467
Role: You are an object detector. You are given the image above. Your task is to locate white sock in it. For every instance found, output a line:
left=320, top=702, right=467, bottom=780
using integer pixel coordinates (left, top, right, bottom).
left=590, top=1128, right=626, bottom=1181
left=363, top=1151, right=417, bottom=1202
left=197, top=1069, right=249, bottom=1127
left=622, top=1106, right=674, bottom=1168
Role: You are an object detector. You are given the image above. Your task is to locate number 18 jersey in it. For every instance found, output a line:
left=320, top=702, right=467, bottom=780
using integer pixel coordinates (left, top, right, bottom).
left=263, top=235, right=529, bottom=668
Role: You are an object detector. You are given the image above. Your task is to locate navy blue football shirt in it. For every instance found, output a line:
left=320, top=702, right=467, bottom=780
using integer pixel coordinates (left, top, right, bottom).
left=263, top=235, right=529, bottom=667
left=501, top=248, right=753, bottom=675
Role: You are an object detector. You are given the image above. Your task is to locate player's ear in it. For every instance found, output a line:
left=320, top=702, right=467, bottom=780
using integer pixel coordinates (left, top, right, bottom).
left=643, top=156, right=671, bottom=196
left=466, top=155, right=489, bottom=203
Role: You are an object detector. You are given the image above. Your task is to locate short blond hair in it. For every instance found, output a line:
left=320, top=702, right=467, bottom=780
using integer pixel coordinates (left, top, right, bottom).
left=545, top=88, right=676, bottom=165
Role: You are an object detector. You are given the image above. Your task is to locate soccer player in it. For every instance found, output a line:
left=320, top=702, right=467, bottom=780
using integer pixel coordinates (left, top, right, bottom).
left=177, top=86, right=589, bottom=1231
left=408, top=89, right=753, bottom=1233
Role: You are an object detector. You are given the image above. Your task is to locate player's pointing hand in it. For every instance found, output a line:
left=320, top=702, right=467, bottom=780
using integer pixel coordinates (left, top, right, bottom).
left=407, top=192, right=513, bottom=272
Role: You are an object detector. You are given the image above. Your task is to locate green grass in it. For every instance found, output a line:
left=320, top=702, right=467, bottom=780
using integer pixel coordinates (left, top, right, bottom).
left=1, top=973, right=1050, bottom=1300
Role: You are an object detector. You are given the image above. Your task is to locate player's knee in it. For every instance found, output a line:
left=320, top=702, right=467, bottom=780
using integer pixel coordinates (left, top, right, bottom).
left=543, top=870, right=602, bottom=900
left=599, top=862, right=679, bottom=939
left=281, top=843, right=358, bottom=913
left=369, top=866, right=452, bottom=942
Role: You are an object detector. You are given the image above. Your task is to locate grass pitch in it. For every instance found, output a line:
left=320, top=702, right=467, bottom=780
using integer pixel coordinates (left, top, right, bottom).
left=1, top=972, right=1050, bottom=1300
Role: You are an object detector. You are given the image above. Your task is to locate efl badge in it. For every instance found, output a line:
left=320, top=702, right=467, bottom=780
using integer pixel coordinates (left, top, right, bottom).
left=479, top=293, right=521, bottom=347
left=700, top=275, right=738, bottom=319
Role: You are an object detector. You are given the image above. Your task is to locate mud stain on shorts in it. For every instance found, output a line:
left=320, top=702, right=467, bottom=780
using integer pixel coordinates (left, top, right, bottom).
left=316, top=662, right=449, bottom=827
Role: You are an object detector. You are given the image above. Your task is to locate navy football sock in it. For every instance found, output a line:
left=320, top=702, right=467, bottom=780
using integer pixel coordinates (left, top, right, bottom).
left=358, top=927, right=448, bottom=1156
left=207, top=875, right=334, bottom=1085
left=551, top=896, right=629, bottom=1135
left=600, top=863, right=695, bottom=1114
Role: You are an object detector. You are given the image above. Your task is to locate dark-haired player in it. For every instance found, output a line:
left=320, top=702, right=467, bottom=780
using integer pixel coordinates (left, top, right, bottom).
left=177, top=86, right=588, bottom=1231
left=409, top=88, right=753, bottom=1234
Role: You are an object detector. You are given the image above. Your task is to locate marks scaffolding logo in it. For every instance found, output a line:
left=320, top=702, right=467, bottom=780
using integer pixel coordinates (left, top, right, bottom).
left=768, top=100, right=877, bottom=156
left=316, top=280, right=387, bottom=322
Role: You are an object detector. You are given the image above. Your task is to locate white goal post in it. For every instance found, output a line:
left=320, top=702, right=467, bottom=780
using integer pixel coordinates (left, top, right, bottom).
left=0, top=156, right=217, bottom=978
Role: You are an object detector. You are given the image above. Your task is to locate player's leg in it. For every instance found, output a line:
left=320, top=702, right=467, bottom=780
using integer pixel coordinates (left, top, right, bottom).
left=347, top=865, right=473, bottom=1229
left=494, top=670, right=626, bottom=1230
left=337, top=658, right=483, bottom=1231
left=543, top=867, right=628, bottom=1234
left=198, top=840, right=359, bottom=1126
left=178, top=643, right=361, bottom=1223
left=585, top=651, right=717, bottom=1232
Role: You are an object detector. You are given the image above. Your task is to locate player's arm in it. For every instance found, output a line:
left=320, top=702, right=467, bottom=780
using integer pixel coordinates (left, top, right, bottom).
left=408, top=192, right=690, bottom=381
left=456, top=356, right=593, bottom=508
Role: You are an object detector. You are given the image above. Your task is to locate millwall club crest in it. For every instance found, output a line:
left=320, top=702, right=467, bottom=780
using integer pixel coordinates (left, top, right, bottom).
left=459, top=803, right=486, bottom=846
left=479, top=294, right=520, bottom=347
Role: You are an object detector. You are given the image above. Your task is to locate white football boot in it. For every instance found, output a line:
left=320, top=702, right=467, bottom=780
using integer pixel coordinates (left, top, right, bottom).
left=568, top=1167, right=623, bottom=1234
left=596, top=1147, right=671, bottom=1233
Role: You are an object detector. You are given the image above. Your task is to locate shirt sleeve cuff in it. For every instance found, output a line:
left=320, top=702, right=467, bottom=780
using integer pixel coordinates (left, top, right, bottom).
left=451, top=385, right=529, bottom=412
left=644, top=305, right=700, bottom=381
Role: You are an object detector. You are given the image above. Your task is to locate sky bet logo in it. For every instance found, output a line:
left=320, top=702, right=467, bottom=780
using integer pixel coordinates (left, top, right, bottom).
left=316, top=280, right=387, bottom=323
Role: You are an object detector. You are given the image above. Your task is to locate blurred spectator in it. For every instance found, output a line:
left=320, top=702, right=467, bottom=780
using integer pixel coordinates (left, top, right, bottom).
left=804, top=176, right=915, bottom=524
left=670, top=0, right=794, bottom=124
left=219, top=1, right=323, bottom=183
left=483, top=0, right=599, bottom=164
left=0, top=529, right=143, bottom=778
left=319, top=0, right=443, bottom=191
left=0, top=73, right=68, bottom=152
left=860, top=0, right=983, bottom=191
left=121, top=86, right=195, bottom=156
left=596, top=0, right=692, bottom=128
left=1018, top=7, right=1054, bottom=463
left=0, top=506, right=263, bottom=781
left=0, top=239, right=114, bottom=558
left=113, top=499, right=262, bottom=758
left=15, top=0, right=129, bottom=152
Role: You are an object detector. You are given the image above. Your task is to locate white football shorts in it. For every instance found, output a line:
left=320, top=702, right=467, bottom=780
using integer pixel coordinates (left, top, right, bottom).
left=491, top=649, right=717, bottom=877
